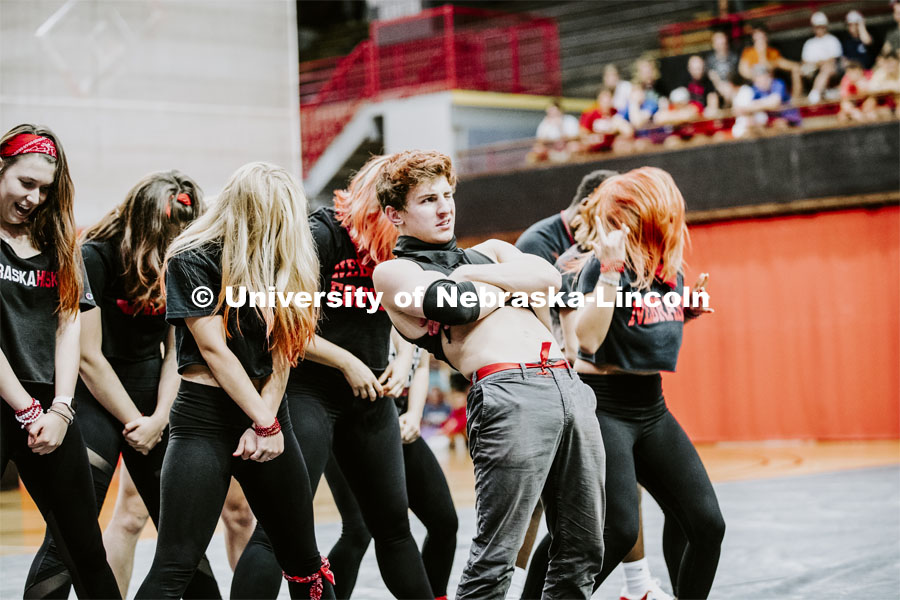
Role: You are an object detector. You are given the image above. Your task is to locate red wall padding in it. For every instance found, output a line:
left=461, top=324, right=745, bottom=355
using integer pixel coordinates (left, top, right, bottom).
left=664, top=206, right=899, bottom=442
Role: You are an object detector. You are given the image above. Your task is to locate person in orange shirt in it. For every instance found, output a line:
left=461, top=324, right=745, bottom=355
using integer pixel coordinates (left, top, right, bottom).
left=739, top=24, right=801, bottom=96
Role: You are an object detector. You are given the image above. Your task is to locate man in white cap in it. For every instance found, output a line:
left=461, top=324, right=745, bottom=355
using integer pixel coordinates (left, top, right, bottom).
left=842, top=10, right=874, bottom=68
left=801, top=11, right=843, bottom=103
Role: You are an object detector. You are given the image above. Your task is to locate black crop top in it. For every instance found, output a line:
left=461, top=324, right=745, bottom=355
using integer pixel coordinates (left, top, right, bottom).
left=291, top=208, right=392, bottom=382
left=82, top=238, right=168, bottom=363
left=574, top=254, right=684, bottom=372
left=165, top=243, right=272, bottom=379
left=1, top=238, right=95, bottom=386
left=390, top=236, right=493, bottom=367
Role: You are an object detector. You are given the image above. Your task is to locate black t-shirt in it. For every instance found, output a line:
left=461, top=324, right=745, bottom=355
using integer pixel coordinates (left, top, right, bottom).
left=82, top=238, right=168, bottom=363
left=842, top=36, right=873, bottom=69
left=555, top=245, right=583, bottom=297
left=1, top=239, right=95, bottom=385
left=516, top=213, right=576, bottom=345
left=515, top=212, right=575, bottom=266
left=291, top=207, right=392, bottom=382
left=165, top=243, right=272, bottom=379
left=575, top=255, right=684, bottom=372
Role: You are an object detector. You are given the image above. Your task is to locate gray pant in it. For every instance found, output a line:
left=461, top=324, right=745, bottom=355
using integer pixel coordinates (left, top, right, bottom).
left=456, top=363, right=605, bottom=600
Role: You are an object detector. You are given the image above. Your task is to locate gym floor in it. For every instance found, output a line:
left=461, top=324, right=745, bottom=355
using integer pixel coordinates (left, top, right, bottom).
left=1, top=439, right=898, bottom=599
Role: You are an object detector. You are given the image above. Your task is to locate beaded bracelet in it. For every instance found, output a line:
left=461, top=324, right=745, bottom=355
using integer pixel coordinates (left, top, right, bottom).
left=600, top=260, right=625, bottom=273
left=253, top=417, right=281, bottom=438
left=14, top=398, right=43, bottom=429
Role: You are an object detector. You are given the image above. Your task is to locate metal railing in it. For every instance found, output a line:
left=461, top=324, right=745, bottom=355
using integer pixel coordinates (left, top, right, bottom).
left=299, top=5, right=561, bottom=176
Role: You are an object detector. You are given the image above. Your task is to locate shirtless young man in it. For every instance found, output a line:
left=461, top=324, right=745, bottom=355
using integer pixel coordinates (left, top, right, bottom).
left=372, top=150, right=605, bottom=600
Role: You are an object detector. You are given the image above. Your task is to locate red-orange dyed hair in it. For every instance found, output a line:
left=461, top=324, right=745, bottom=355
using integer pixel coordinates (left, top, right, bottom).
left=571, top=166, right=689, bottom=290
left=334, top=155, right=398, bottom=267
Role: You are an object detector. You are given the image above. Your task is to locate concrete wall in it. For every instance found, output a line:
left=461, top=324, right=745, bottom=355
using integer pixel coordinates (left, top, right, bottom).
left=0, top=0, right=300, bottom=227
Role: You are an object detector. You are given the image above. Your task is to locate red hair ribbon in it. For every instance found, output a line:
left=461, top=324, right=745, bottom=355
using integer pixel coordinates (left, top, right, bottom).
left=165, top=193, right=192, bottom=218
left=0, top=134, right=58, bottom=159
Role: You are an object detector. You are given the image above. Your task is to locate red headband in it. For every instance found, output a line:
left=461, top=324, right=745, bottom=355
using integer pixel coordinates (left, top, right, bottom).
left=165, top=193, right=192, bottom=218
left=0, top=134, right=58, bottom=159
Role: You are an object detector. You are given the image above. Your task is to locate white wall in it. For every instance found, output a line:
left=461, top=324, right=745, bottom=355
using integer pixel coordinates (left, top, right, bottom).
left=0, top=0, right=300, bottom=226
left=381, top=92, right=455, bottom=159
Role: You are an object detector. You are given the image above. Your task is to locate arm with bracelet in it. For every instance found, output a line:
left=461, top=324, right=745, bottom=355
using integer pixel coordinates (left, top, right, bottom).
left=28, top=311, right=81, bottom=454
left=186, top=314, right=285, bottom=461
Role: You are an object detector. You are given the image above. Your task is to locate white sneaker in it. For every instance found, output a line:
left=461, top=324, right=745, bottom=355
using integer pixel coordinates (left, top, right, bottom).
left=619, top=578, right=674, bottom=600
left=808, top=90, right=822, bottom=104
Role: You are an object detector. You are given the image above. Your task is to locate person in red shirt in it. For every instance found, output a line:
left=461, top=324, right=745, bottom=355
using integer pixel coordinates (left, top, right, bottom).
left=579, top=88, right=634, bottom=152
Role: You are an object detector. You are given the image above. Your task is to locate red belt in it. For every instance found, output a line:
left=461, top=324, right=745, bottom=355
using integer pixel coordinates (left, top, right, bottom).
left=473, top=341, right=570, bottom=382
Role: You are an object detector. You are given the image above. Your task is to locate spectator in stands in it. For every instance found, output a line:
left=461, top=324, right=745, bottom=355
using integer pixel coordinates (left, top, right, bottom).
left=733, top=66, right=800, bottom=137
left=838, top=61, right=875, bottom=122
left=842, top=10, right=874, bottom=69
left=739, top=24, right=801, bottom=96
left=706, top=31, right=739, bottom=102
left=633, top=56, right=669, bottom=109
left=422, top=386, right=451, bottom=428
left=624, top=86, right=659, bottom=150
left=653, top=87, right=702, bottom=147
left=868, top=51, right=900, bottom=118
left=603, top=64, right=632, bottom=113
left=881, top=0, right=900, bottom=56
left=529, top=100, right=581, bottom=163
left=685, top=54, right=717, bottom=111
left=439, top=373, right=469, bottom=452
left=801, top=12, right=843, bottom=104
left=579, top=87, right=634, bottom=152
left=869, top=50, right=900, bottom=94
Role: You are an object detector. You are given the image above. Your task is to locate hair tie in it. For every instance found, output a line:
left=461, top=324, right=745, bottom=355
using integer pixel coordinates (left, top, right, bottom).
left=0, top=134, right=58, bottom=159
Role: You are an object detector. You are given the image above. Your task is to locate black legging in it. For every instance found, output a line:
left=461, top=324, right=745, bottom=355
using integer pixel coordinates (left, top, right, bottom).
left=324, top=406, right=458, bottom=598
left=25, top=359, right=220, bottom=599
left=135, top=380, right=332, bottom=600
left=232, top=367, right=433, bottom=599
left=1, top=382, right=121, bottom=600
left=522, top=373, right=725, bottom=600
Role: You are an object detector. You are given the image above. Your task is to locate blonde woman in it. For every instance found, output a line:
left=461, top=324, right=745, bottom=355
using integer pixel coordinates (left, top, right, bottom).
left=232, top=155, right=434, bottom=599
left=135, top=163, right=333, bottom=600
left=565, top=167, right=723, bottom=599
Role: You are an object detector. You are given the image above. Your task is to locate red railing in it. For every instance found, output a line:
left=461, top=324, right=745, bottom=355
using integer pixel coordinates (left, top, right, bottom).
left=300, top=5, right=561, bottom=176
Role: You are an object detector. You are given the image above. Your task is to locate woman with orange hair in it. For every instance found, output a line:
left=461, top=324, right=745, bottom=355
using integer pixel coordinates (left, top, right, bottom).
left=232, top=155, right=434, bottom=599
left=565, top=166, right=724, bottom=599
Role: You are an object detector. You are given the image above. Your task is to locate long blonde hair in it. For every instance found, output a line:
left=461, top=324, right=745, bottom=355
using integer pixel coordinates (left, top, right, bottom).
left=165, top=162, right=319, bottom=365
left=571, top=166, right=688, bottom=291
left=82, top=170, right=203, bottom=314
left=333, top=155, right=397, bottom=267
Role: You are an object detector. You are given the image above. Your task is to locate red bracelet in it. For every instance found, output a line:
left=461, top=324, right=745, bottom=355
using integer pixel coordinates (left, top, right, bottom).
left=15, top=398, right=43, bottom=429
left=600, top=260, right=625, bottom=273
left=253, top=417, right=281, bottom=437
